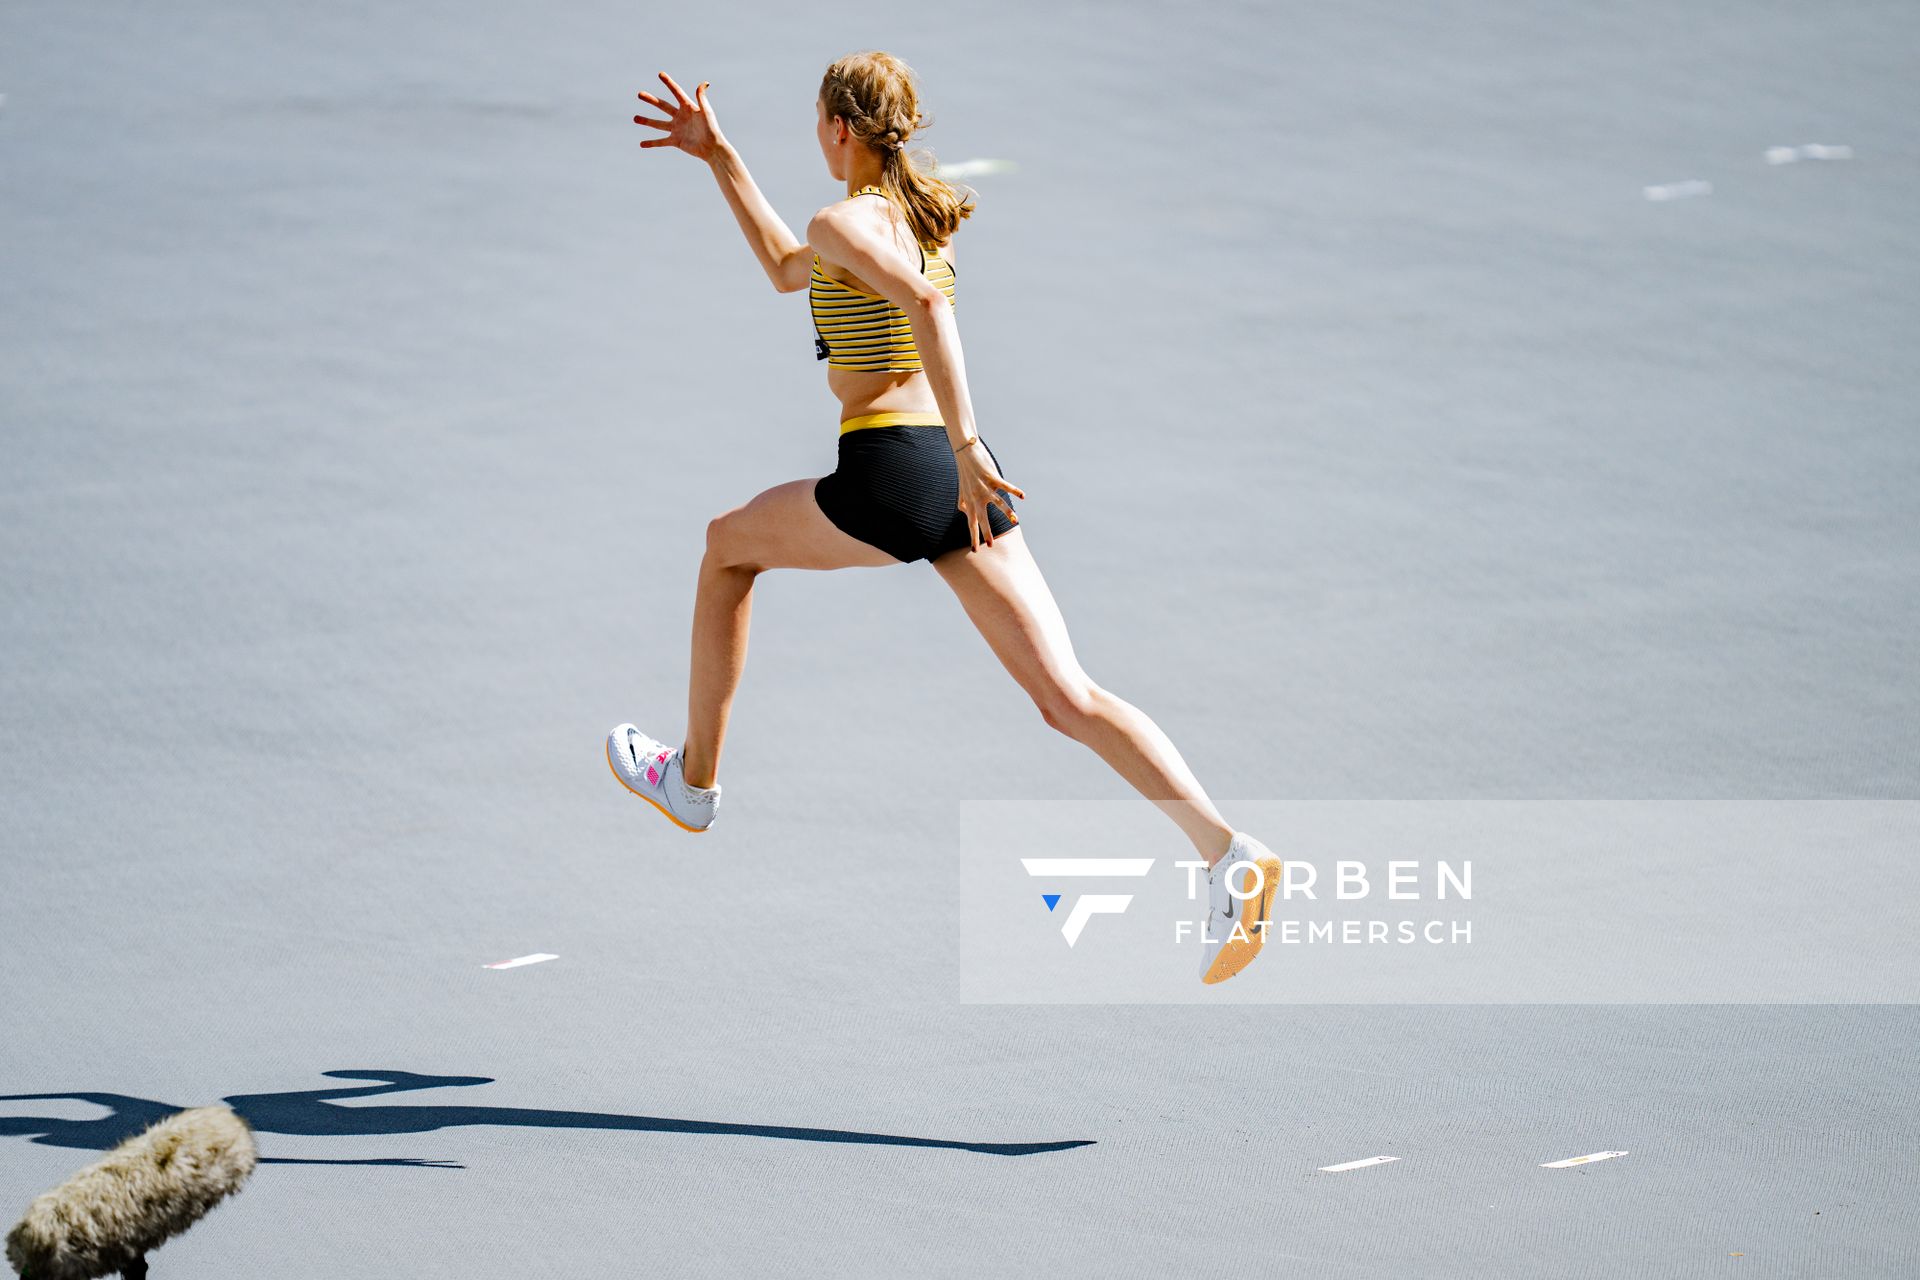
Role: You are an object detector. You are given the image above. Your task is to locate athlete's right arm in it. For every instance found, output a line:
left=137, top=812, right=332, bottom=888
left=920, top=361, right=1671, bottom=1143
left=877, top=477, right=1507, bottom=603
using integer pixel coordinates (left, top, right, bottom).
left=634, top=73, right=811, bottom=293
left=707, top=143, right=815, bottom=294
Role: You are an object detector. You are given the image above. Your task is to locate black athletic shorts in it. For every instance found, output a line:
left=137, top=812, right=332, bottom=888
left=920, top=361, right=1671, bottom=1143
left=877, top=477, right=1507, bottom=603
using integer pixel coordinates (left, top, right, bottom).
left=813, top=423, right=1018, bottom=563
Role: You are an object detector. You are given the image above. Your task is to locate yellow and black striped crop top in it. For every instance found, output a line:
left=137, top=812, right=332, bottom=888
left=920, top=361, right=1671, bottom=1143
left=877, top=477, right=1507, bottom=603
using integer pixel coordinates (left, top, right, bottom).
left=809, top=184, right=956, bottom=372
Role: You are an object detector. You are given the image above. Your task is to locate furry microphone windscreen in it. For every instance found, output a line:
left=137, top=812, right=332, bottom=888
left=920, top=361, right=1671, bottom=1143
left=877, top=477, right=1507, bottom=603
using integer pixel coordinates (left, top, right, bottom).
left=5, top=1104, right=257, bottom=1280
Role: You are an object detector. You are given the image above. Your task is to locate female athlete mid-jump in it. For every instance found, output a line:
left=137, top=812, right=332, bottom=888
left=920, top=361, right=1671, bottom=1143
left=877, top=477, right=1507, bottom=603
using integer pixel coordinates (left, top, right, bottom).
left=612, top=50, right=1280, bottom=984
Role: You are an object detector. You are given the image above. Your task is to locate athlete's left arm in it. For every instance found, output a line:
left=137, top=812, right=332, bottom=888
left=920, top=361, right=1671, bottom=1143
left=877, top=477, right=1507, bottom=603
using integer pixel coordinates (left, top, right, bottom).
left=806, top=207, right=974, bottom=453
left=808, top=209, right=1021, bottom=550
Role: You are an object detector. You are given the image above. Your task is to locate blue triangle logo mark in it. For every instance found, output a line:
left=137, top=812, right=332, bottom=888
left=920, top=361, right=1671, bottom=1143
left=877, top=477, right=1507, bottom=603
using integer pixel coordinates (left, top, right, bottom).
left=1042, top=894, right=1061, bottom=912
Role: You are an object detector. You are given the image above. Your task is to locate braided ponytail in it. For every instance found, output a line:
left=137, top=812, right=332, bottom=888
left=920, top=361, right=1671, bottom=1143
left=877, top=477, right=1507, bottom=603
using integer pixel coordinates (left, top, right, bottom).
left=819, top=51, right=976, bottom=246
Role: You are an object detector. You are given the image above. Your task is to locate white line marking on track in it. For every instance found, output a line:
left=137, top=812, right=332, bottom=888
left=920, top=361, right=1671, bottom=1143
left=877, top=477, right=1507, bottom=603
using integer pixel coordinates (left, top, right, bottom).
left=1644, top=180, right=1712, bottom=201
left=484, top=953, right=559, bottom=969
left=1542, top=1150, right=1629, bottom=1168
left=933, top=157, right=1018, bottom=179
left=1767, top=143, right=1853, bottom=164
left=1319, top=1155, right=1401, bottom=1173
left=1020, top=858, right=1154, bottom=877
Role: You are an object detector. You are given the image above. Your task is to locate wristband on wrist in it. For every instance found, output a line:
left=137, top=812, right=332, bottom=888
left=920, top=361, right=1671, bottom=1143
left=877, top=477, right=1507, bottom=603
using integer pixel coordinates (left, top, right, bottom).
left=953, top=437, right=980, bottom=454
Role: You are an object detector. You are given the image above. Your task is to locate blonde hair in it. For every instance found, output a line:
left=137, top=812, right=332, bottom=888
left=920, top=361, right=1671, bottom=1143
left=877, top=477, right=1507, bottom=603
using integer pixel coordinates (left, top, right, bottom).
left=819, top=50, right=977, bottom=249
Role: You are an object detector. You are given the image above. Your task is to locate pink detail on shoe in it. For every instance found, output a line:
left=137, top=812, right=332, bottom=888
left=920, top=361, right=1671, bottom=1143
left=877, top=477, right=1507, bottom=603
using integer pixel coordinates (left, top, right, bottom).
left=646, top=765, right=660, bottom=784
left=656, top=749, right=670, bottom=763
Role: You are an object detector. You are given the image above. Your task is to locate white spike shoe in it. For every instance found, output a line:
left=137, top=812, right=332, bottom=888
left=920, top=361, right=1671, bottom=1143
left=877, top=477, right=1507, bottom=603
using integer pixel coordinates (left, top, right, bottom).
left=606, top=724, right=720, bottom=833
left=1199, top=832, right=1283, bottom=985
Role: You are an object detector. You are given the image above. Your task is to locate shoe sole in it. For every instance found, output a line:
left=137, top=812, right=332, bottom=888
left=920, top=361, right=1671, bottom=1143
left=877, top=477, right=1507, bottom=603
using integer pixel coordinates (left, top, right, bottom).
left=1202, top=856, right=1283, bottom=985
left=605, top=736, right=711, bottom=834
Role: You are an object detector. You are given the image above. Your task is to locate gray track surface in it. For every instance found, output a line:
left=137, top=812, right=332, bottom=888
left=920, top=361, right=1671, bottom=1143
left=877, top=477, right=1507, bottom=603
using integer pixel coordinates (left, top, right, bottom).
left=3, top=0, right=1917, bottom=1275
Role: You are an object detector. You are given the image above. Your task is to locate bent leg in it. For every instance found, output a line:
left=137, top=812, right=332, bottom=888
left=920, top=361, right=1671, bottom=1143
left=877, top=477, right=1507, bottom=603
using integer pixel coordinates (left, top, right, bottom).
left=931, top=529, right=1236, bottom=864
left=682, top=477, right=902, bottom=788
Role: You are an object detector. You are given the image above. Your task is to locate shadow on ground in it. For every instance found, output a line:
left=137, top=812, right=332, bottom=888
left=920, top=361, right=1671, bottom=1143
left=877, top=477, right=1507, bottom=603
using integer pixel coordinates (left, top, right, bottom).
left=0, top=1069, right=1095, bottom=1165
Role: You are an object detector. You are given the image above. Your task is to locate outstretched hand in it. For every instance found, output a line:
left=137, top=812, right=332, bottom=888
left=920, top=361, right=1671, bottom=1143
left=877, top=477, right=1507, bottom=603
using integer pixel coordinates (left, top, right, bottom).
left=634, top=72, right=725, bottom=160
left=956, top=441, right=1025, bottom=551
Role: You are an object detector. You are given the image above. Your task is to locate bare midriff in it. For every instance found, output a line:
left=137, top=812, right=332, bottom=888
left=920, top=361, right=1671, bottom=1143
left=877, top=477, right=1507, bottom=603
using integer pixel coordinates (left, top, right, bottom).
left=829, top=364, right=944, bottom=425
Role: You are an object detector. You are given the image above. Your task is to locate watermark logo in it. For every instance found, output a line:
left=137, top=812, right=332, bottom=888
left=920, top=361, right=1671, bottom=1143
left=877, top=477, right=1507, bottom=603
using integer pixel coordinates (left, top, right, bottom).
left=1021, top=858, right=1155, bottom=946
left=967, top=800, right=1920, bottom=1004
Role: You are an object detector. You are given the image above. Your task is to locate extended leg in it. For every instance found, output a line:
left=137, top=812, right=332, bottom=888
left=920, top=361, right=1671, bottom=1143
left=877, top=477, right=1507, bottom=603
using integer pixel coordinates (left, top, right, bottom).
left=931, top=528, right=1236, bottom=865
left=680, top=477, right=901, bottom=789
